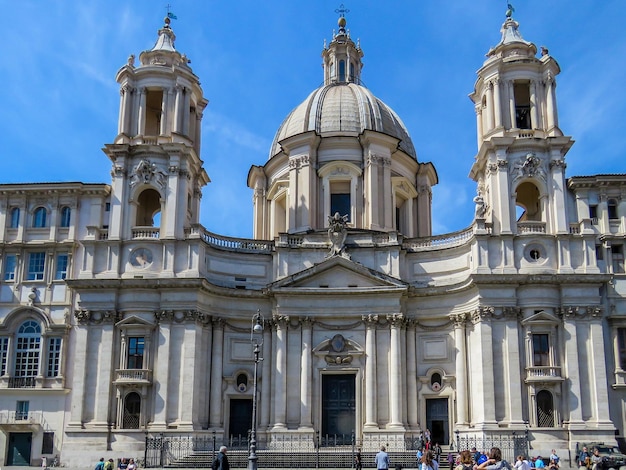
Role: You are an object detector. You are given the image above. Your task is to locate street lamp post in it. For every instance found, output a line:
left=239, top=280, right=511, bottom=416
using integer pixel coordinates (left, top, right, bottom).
left=249, top=310, right=264, bottom=470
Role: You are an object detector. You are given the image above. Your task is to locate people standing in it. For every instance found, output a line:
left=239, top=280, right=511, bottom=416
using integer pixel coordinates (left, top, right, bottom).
left=376, top=445, right=390, bottom=470
left=456, top=450, right=474, bottom=470
left=41, top=456, right=48, bottom=470
left=590, top=448, right=602, bottom=470
left=513, top=455, right=530, bottom=470
left=127, top=458, right=137, bottom=470
left=212, top=446, right=229, bottom=470
left=95, top=458, right=105, bottom=470
left=433, top=443, right=442, bottom=463
left=422, top=450, right=439, bottom=470
left=448, top=452, right=456, bottom=469
left=104, top=458, right=114, bottom=470
left=355, top=448, right=362, bottom=470
left=474, top=447, right=511, bottom=470
left=578, top=447, right=590, bottom=469
left=424, top=429, right=431, bottom=450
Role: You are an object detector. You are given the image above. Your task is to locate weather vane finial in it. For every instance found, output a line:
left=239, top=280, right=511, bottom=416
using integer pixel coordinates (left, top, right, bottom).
left=335, top=4, right=350, bottom=18
left=165, top=3, right=177, bottom=20
left=506, top=3, right=515, bottom=18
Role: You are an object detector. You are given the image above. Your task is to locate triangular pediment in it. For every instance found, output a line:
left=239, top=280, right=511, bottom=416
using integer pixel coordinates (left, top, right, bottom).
left=116, top=315, right=156, bottom=330
left=269, top=255, right=407, bottom=291
left=521, top=310, right=560, bottom=326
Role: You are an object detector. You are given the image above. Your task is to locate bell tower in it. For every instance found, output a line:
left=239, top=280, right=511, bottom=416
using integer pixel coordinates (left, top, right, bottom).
left=103, top=16, right=209, bottom=242
left=468, top=8, right=573, bottom=236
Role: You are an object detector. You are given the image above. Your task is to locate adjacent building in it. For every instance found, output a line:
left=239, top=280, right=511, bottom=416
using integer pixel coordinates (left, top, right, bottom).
left=0, top=9, right=625, bottom=467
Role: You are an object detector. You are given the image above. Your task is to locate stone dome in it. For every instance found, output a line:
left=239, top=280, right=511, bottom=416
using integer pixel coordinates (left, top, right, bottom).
left=269, top=82, right=417, bottom=160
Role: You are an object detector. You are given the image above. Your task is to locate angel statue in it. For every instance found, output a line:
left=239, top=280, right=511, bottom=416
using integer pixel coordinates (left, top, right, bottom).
left=327, top=212, right=349, bottom=258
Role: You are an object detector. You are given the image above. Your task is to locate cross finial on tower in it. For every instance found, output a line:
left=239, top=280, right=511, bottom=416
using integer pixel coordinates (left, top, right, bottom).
left=335, top=4, right=350, bottom=18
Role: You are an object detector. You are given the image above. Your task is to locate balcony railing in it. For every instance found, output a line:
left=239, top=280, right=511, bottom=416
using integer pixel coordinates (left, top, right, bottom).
left=525, top=366, right=562, bottom=381
left=115, top=369, right=152, bottom=384
left=517, top=221, right=546, bottom=234
left=0, top=411, right=44, bottom=426
left=132, top=227, right=160, bottom=239
left=8, top=377, right=36, bottom=388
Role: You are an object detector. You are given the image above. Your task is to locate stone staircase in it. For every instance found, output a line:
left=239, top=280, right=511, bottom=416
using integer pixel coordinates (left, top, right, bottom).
left=163, top=449, right=454, bottom=469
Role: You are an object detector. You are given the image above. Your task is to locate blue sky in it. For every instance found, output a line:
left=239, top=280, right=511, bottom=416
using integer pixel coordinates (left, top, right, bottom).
left=1, top=1, right=624, bottom=238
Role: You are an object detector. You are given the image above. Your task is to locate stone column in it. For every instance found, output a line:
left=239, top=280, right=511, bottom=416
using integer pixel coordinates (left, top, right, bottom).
left=530, top=80, right=539, bottom=129
left=485, top=82, right=494, bottom=132
left=300, top=318, right=313, bottom=428
left=137, top=87, right=147, bottom=136
left=406, top=320, right=418, bottom=428
left=173, top=85, right=183, bottom=134
left=260, top=325, right=272, bottom=429
left=67, top=318, right=89, bottom=427
left=508, top=81, right=516, bottom=129
left=179, top=320, right=201, bottom=428
left=94, top=317, right=115, bottom=426
left=118, top=88, right=125, bottom=135
left=451, top=313, right=468, bottom=425
left=561, top=307, right=584, bottom=425
left=272, top=315, right=288, bottom=429
left=153, top=314, right=171, bottom=428
left=388, top=314, right=403, bottom=427
left=363, top=315, right=378, bottom=427
left=209, top=319, right=225, bottom=428
left=470, top=307, right=497, bottom=427
left=503, top=308, right=524, bottom=424
left=588, top=307, right=612, bottom=423
left=160, top=88, right=170, bottom=136
left=546, top=75, right=558, bottom=130
left=182, top=88, right=191, bottom=136
left=493, top=78, right=502, bottom=128
left=475, top=104, right=483, bottom=147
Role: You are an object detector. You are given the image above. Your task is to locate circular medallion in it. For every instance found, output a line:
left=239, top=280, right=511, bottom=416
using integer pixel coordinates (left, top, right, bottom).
left=130, top=248, right=153, bottom=268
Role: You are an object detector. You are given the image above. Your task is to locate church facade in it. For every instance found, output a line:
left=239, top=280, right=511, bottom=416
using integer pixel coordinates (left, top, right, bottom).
left=0, top=9, right=625, bottom=468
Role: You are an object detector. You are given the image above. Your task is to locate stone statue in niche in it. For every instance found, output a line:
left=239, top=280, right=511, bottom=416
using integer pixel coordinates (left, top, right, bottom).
left=473, top=194, right=487, bottom=219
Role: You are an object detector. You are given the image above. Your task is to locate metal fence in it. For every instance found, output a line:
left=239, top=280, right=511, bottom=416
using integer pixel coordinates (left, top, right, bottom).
left=456, top=432, right=530, bottom=463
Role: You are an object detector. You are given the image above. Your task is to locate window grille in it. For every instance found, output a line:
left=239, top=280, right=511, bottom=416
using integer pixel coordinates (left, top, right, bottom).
left=15, top=320, right=41, bottom=378
left=4, top=255, right=17, bottom=281
left=47, top=337, right=61, bottom=377
left=27, top=252, right=46, bottom=280
left=0, top=337, right=8, bottom=376
left=536, top=390, right=554, bottom=427
left=55, top=254, right=68, bottom=280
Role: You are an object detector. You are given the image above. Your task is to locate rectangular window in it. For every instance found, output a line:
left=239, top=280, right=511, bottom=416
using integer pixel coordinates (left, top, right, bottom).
left=0, top=337, right=8, bottom=376
left=589, top=205, right=598, bottom=224
left=330, top=180, right=351, bottom=222
left=4, top=254, right=17, bottom=281
left=127, top=337, right=145, bottom=369
left=27, top=252, right=46, bottom=281
left=55, top=254, right=68, bottom=280
left=42, top=432, right=54, bottom=455
left=16, top=400, right=29, bottom=420
left=608, top=200, right=618, bottom=220
left=618, top=328, right=626, bottom=370
left=532, top=334, right=550, bottom=366
left=514, top=82, right=531, bottom=129
left=15, top=336, right=40, bottom=377
left=613, top=245, right=625, bottom=274
left=47, top=338, right=61, bottom=377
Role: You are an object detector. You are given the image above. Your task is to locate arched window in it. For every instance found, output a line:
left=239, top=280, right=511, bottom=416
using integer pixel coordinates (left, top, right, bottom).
left=32, top=207, right=47, bottom=228
left=536, top=390, right=554, bottom=427
left=123, top=392, right=141, bottom=429
left=136, top=189, right=161, bottom=227
left=60, top=207, right=71, bottom=227
left=14, top=320, right=41, bottom=385
left=515, top=182, right=541, bottom=222
left=9, top=208, right=20, bottom=229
